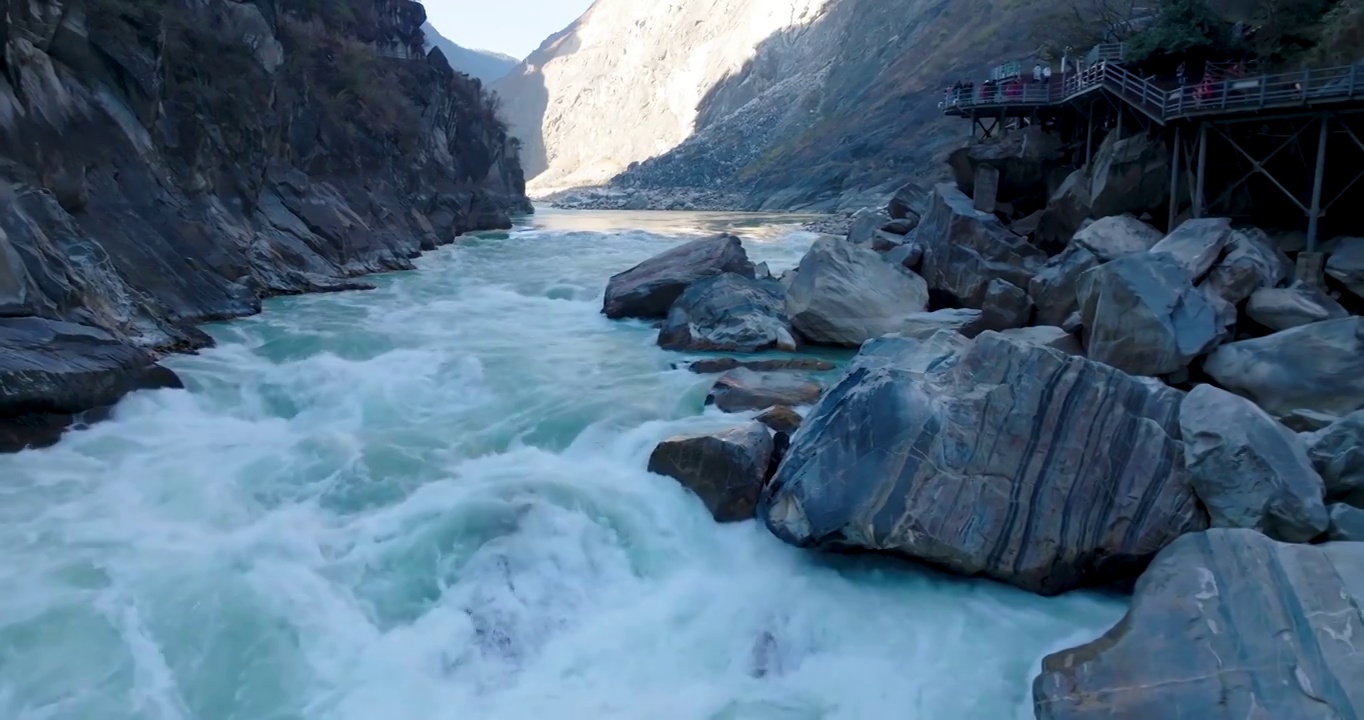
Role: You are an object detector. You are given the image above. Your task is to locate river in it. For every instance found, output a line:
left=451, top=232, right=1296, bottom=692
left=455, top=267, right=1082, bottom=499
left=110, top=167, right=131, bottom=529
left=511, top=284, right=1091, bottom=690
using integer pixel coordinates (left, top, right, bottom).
left=0, top=209, right=1123, bottom=720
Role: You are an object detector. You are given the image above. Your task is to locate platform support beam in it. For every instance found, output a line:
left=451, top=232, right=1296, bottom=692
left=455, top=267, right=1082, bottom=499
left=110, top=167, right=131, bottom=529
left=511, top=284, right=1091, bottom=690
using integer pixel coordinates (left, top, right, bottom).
left=1168, top=123, right=1182, bottom=230
left=1307, top=113, right=1329, bottom=253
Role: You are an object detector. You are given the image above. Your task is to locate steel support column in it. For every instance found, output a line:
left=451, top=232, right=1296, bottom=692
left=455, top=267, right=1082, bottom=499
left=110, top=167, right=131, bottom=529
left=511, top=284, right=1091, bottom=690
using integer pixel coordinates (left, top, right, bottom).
left=1307, top=113, right=1330, bottom=252
left=1168, top=124, right=1182, bottom=230
left=1194, top=122, right=1208, bottom=218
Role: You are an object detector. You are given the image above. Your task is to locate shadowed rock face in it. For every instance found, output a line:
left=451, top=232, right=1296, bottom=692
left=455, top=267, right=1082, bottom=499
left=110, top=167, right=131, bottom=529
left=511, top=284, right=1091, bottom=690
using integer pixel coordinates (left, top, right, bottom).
left=648, top=422, right=775, bottom=522
left=1035, top=529, right=1364, bottom=720
left=759, top=331, right=1207, bottom=595
left=603, top=234, right=755, bottom=320
left=658, top=273, right=795, bottom=352
left=1306, top=410, right=1364, bottom=508
left=916, top=184, right=1045, bottom=309
left=1204, top=317, right=1364, bottom=420
left=1247, top=283, right=1348, bottom=331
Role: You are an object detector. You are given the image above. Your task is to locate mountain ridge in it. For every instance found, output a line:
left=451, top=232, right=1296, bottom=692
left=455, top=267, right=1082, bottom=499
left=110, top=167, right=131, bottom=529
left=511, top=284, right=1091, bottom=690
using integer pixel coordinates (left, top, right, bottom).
left=423, top=21, right=519, bottom=83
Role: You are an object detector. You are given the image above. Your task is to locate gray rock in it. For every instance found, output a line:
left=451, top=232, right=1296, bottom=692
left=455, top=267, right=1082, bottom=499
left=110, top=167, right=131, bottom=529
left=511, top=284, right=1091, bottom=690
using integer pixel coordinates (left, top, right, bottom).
left=648, top=423, right=775, bottom=523
left=916, top=183, right=1046, bottom=308
left=1078, top=252, right=1229, bottom=377
left=883, top=241, right=923, bottom=271
left=756, top=406, right=803, bottom=434
left=1282, top=409, right=1341, bottom=433
left=658, top=273, right=796, bottom=353
left=996, top=326, right=1083, bottom=355
left=1306, top=410, right=1364, bottom=508
left=880, top=218, right=917, bottom=235
left=847, top=207, right=892, bottom=246
left=1029, top=244, right=1100, bottom=328
left=869, top=230, right=905, bottom=253
left=760, top=331, right=1205, bottom=595
left=753, top=262, right=773, bottom=280
left=786, top=237, right=928, bottom=347
left=1247, top=282, right=1348, bottom=331
left=979, top=278, right=1032, bottom=331
left=1204, top=317, right=1364, bottom=419
left=1034, top=168, right=1092, bottom=251
left=887, top=182, right=926, bottom=220
left=602, top=234, right=755, bottom=319
left=1088, top=133, right=1170, bottom=218
left=845, top=332, right=971, bottom=376
left=1034, top=528, right=1364, bottom=720
left=1150, top=217, right=1234, bottom=281
left=1179, top=384, right=1328, bottom=542
left=685, top=357, right=836, bottom=374
left=1328, top=504, right=1364, bottom=541
left=1204, top=227, right=1292, bottom=305
left=1010, top=209, right=1045, bottom=238
left=707, top=368, right=823, bottom=413
left=894, top=309, right=985, bottom=340
left=1326, top=236, right=1364, bottom=298
left=1071, top=214, right=1163, bottom=262
left=947, top=127, right=1065, bottom=201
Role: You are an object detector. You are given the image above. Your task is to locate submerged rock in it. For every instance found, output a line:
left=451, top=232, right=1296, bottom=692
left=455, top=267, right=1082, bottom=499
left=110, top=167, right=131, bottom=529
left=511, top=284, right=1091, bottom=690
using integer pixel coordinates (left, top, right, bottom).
left=1204, top=317, right=1364, bottom=420
left=648, top=423, right=775, bottom=523
left=785, top=237, right=928, bottom=346
left=658, top=273, right=795, bottom=353
left=685, top=357, right=836, bottom=374
left=602, top=234, right=755, bottom=319
left=760, top=331, right=1206, bottom=595
left=1034, top=529, right=1364, bottom=719
left=706, top=368, right=822, bottom=413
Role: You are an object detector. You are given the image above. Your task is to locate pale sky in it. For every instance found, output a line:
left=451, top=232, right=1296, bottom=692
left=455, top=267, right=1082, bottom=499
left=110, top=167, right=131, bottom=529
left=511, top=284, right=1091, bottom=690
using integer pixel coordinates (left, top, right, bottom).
left=424, top=0, right=596, bottom=60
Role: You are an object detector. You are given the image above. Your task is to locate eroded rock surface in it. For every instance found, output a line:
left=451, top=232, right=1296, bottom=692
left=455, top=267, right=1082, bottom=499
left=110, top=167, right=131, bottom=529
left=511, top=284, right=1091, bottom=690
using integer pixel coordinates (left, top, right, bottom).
left=603, top=234, right=755, bottom=319
left=707, top=368, right=823, bottom=413
left=658, top=273, right=795, bottom=352
left=648, top=423, right=775, bottom=522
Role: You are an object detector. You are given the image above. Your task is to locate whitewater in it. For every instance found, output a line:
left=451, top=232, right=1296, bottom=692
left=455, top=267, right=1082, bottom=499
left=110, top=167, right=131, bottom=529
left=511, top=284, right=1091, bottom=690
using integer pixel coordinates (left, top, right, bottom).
left=0, top=209, right=1124, bottom=720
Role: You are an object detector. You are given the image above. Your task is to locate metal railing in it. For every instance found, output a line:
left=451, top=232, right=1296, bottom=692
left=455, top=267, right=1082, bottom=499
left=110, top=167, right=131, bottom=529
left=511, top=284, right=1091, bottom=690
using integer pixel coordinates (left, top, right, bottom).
left=941, top=59, right=1364, bottom=123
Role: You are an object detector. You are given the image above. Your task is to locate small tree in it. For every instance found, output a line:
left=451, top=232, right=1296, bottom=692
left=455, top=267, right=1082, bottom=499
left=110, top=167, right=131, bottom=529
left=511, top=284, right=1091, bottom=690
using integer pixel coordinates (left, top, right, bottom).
left=1125, top=0, right=1240, bottom=65
left=1030, top=0, right=1147, bottom=59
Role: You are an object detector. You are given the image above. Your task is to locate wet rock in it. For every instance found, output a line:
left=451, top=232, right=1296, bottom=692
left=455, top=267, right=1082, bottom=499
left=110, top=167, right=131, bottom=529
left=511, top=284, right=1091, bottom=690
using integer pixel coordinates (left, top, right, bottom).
left=883, top=241, right=923, bottom=271
left=847, top=207, right=892, bottom=246
left=895, top=309, right=985, bottom=340
left=887, top=181, right=927, bottom=220
left=1087, top=133, right=1170, bottom=218
left=1034, top=168, right=1092, bottom=251
left=1179, top=384, right=1328, bottom=542
left=1029, top=244, right=1100, bottom=327
left=1204, top=317, right=1364, bottom=420
left=1034, top=528, right=1364, bottom=720
left=1078, top=252, right=1228, bottom=377
left=685, top=357, right=836, bottom=374
left=1150, top=218, right=1234, bottom=281
left=760, top=331, right=1205, bottom=595
left=1326, top=236, right=1364, bottom=298
left=756, top=406, right=803, bottom=434
left=1327, top=504, right=1364, bottom=541
left=648, top=422, right=775, bottom=523
left=1204, top=227, right=1292, bottom=305
left=916, top=184, right=1045, bottom=308
left=1305, top=410, right=1364, bottom=508
left=996, top=326, right=1083, bottom=355
left=786, top=237, right=928, bottom=347
left=1071, top=215, right=1163, bottom=262
left=880, top=218, right=918, bottom=235
left=706, top=368, right=823, bottom=413
left=1246, top=282, right=1348, bottom=331
left=602, top=234, right=755, bottom=319
left=658, top=273, right=795, bottom=353
left=979, top=278, right=1032, bottom=331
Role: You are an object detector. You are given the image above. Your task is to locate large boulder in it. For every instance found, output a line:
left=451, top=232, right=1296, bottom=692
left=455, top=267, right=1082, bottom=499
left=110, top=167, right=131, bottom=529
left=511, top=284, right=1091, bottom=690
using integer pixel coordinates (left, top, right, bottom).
left=847, top=207, right=892, bottom=246
left=1204, top=317, right=1364, bottom=420
left=979, top=278, right=1032, bottom=331
left=1328, top=503, right=1364, bottom=541
left=759, top=331, right=1206, bottom=595
left=883, top=240, right=923, bottom=271
left=1305, top=410, right=1364, bottom=508
left=785, top=237, right=928, bottom=346
left=657, top=273, right=796, bottom=353
left=1246, top=282, right=1347, bottom=331
left=1034, top=529, right=1364, bottom=719
left=997, top=326, right=1083, bottom=355
left=1034, top=168, right=1092, bottom=251
left=706, top=368, right=823, bottom=413
left=947, top=126, right=1065, bottom=202
left=1179, top=384, right=1328, bottom=542
left=916, top=184, right=1046, bottom=308
left=1088, top=133, right=1170, bottom=219
left=648, top=423, right=775, bottom=523
left=1204, top=226, right=1292, bottom=305
left=894, top=309, right=985, bottom=341
left=756, top=406, right=803, bottom=434
left=1078, top=253, right=1229, bottom=377
left=1326, top=236, right=1364, bottom=298
left=602, top=234, right=755, bottom=319
left=1149, top=217, right=1235, bottom=281
left=1029, top=244, right=1100, bottom=327
left=887, top=181, right=926, bottom=220
left=1071, top=215, right=1163, bottom=262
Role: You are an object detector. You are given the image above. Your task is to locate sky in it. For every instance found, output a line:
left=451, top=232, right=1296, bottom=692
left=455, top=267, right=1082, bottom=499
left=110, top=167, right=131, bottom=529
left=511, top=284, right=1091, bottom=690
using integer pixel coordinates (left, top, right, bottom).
left=424, top=0, right=596, bottom=60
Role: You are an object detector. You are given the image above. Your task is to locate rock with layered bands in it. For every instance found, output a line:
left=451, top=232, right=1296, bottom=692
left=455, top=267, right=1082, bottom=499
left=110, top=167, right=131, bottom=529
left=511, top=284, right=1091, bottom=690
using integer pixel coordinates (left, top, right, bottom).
left=1247, top=282, right=1348, bottom=331
left=1306, top=410, right=1364, bottom=508
left=1034, top=529, right=1364, bottom=719
left=759, top=331, right=1206, bottom=595
left=916, top=184, right=1046, bottom=308
left=1029, top=244, right=1100, bottom=328
left=685, top=357, right=836, bottom=374
left=1205, top=227, right=1292, bottom=305
left=602, top=234, right=755, bottom=319
left=786, top=237, right=928, bottom=346
left=894, top=309, right=985, bottom=340
left=648, top=423, right=775, bottom=523
left=1078, top=252, right=1229, bottom=376
left=1204, top=317, right=1364, bottom=420
left=658, top=273, right=795, bottom=352
left=997, top=326, right=1083, bottom=355
left=1179, top=384, right=1328, bottom=542
left=706, top=368, right=823, bottom=413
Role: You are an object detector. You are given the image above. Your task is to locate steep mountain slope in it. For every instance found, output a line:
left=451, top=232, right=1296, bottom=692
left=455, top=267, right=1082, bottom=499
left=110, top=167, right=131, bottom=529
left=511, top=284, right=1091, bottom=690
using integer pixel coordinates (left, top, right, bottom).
left=423, top=21, right=518, bottom=83
left=0, top=0, right=530, bottom=450
left=495, top=0, right=1038, bottom=211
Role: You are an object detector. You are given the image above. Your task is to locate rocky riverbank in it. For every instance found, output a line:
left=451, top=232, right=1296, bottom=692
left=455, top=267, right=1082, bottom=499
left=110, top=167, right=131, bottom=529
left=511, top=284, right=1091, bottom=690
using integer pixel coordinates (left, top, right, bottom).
left=597, top=128, right=1364, bottom=717
left=0, top=0, right=531, bottom=452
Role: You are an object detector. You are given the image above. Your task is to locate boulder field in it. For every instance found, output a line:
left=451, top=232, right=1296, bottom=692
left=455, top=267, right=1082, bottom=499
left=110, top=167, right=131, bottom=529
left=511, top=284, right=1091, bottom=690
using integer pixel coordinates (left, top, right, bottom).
left=598, top=128, right=1364, bottom=719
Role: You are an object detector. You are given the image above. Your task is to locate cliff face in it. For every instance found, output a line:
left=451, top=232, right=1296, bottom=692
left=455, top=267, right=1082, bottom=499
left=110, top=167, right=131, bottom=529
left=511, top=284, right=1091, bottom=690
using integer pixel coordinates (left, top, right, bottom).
left=0, top=0, right=531, bottom=450
left=495, top=0, right=1036, bottom=211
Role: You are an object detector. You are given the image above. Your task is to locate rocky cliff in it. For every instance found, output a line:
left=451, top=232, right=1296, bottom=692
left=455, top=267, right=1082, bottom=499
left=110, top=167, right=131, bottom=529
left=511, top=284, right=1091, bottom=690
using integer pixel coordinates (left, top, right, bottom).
left=0, top=0, right=531, bottom=451
left=495, top=0, right=1035, bottom=211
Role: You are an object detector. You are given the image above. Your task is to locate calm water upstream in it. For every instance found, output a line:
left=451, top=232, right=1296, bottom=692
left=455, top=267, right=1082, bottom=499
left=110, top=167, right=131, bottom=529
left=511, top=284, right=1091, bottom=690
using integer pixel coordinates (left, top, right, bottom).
left=0, top=208, right=1124, bottom=720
